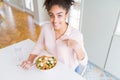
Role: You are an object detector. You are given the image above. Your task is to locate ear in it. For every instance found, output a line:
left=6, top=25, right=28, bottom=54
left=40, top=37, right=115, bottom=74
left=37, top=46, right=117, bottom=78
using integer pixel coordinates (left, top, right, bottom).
left=66, top=12, right=69, bottom=18
left=65, top=12, right=69, bottom=23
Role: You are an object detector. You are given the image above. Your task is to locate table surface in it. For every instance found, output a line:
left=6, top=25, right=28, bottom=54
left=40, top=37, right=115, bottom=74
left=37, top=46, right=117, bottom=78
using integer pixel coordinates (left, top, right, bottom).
left=0, top=39, right=85, bottom=80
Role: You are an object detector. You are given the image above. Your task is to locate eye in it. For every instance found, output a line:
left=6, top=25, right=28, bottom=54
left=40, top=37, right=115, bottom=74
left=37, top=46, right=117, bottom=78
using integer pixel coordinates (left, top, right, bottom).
left=58, top=15, right=62, bottom=17
left=48, top=13, right=54, bottom=18
left=49, top=14, right=54, bottom=18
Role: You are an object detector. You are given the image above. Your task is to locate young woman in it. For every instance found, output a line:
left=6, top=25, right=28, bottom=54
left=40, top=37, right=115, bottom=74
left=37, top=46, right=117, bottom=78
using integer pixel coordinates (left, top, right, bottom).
left=21, top=0, right=88, bottom=75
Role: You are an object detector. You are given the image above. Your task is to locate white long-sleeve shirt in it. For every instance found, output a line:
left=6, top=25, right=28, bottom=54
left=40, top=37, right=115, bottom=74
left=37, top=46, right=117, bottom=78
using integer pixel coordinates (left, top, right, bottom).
left=31, top=22, right=88, bottom=70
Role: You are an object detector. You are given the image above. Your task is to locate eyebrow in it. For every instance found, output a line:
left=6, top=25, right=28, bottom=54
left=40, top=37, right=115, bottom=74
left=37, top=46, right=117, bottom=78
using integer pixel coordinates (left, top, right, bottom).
left=57, top=12, right=63, bottom=14
left=48, top=12, right=64, bottom=15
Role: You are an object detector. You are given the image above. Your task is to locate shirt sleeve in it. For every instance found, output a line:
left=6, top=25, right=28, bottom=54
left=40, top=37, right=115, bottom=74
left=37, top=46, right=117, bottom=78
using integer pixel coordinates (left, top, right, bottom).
left=31, top=26, right=45, bottom=55
left=70, top=29, right=88, bottom=66
left=30, top=23, right=56, bottom=56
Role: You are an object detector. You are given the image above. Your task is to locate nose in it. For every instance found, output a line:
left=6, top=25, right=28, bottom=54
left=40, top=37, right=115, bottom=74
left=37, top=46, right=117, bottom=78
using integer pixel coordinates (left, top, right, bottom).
left=53, top=16, right=58, bottom=23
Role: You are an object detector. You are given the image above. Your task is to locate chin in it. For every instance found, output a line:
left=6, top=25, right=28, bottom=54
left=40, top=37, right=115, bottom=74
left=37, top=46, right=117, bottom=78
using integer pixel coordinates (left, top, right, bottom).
left=53, top=25, right=60, bottom=30
left=54, top=27, right=59, bottom=31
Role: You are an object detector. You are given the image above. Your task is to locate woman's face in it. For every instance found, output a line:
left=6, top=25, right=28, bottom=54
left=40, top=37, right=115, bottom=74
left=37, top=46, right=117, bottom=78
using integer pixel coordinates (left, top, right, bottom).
left=48, top=5, right=68, bottom=30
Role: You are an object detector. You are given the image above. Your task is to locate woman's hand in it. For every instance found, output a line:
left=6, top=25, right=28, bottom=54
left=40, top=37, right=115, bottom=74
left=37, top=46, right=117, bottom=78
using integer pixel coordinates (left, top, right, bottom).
left=21, top=54, right=37, bottom=69
left=63, top=39, right=79, bottom=49
left=20, top=60, right=32, bottom=70
left=63, top=39, right=85, bottom=60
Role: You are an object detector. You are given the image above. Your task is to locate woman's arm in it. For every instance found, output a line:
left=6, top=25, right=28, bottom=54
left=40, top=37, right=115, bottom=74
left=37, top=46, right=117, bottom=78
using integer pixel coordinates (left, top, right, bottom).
left=72, top=42, right=85, bottom=60
left=21, top=54, right=38, bottom=69
left=21, top=27, right=45, bottom=69
left=63, top=39, right=85, bottom=61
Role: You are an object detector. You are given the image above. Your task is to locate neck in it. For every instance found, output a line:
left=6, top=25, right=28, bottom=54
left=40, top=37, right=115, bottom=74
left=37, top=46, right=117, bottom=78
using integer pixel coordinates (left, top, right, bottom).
left=55, top=23, right=68, bottom=39
left=55, top=23, right=68, bottom=33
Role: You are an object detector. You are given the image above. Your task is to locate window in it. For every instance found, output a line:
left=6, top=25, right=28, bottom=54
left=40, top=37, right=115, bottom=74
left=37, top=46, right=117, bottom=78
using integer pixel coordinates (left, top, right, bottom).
left=68, top=0, right=82, bottom=30
left=25, top=0, right=34, bottom=12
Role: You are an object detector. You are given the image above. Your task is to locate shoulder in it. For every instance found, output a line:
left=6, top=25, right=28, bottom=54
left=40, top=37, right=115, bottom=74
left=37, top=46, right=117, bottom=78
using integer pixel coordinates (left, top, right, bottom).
left=69, top=26, right=83, bottom=37
left=40, top=22, right=53, bottom=30
left=68, top=26, right=84, bottom=45
left=41, top=22, right=52, bottom=28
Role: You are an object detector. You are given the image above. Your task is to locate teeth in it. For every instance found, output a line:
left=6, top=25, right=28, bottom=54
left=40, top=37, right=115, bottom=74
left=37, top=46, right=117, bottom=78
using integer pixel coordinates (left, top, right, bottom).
left=54, top=24, right=57, bottom=26
left=54, top=23, right=58, bottom=25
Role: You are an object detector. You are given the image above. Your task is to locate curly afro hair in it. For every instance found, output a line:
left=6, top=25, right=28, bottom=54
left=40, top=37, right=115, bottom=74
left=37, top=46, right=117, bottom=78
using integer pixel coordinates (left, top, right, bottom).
left=44, top=0, right=74, bottom=13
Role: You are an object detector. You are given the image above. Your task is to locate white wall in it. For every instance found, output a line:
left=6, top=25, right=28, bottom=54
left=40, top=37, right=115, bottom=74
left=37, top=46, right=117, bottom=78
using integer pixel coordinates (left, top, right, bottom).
left=33, top=0, right=49, bottom=25
left=105, top=35, right=120, bottom=79
left=9, top=0, right=24, bottom=10
left=81, top=0, right=120, bottom=68
left=4, top=0, right=25, bottom=12
left=4, top=0, right=49, bottom=25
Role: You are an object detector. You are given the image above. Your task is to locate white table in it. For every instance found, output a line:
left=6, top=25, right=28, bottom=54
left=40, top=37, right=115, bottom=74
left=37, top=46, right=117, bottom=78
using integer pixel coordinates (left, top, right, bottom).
left=0, top=39, right=85, bottom=80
